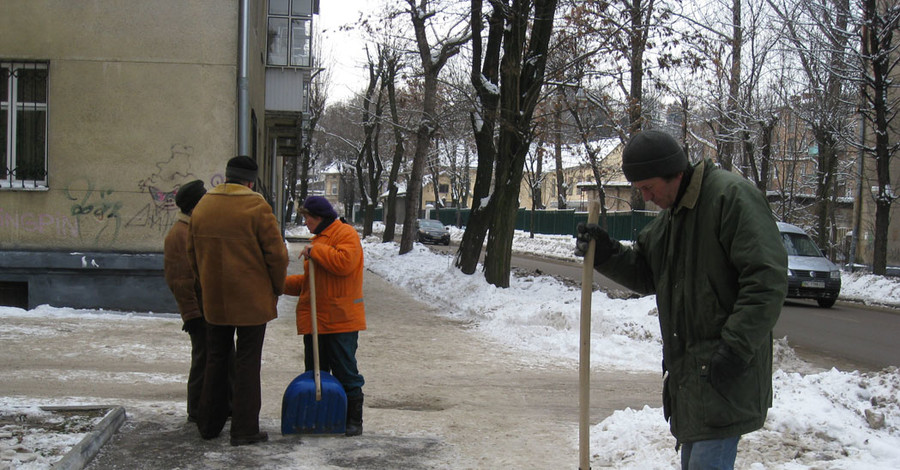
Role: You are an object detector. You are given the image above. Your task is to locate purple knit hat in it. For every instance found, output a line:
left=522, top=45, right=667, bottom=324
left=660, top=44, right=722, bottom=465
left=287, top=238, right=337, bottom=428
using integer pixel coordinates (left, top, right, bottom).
left=299, top=196, right=338, bottom=219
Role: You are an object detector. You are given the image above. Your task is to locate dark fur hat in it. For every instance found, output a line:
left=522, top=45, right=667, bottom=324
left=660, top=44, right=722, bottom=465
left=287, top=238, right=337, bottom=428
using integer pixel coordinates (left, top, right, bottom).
left=174, top=180, right=206, bottom=214
left=225, top=156, right=258, bottom=182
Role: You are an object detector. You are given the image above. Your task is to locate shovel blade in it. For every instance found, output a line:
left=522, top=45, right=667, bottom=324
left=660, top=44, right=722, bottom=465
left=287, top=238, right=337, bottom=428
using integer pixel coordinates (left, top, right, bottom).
left=281, top=371, right=347, bottom=434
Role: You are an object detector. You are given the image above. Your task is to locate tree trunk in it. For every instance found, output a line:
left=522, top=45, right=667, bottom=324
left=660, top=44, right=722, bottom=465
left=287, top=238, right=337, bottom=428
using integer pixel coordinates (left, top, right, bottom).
left=482, top=0, right=558, bottom=288
left=382, top=55, right=404, bottom=244
left=400, top=0, right=467, bottom=255
left=862, top=0, right=894, bottom=274
left=357, top=58, right=380, bottom=237
left=399, top=78, right=436, bottom=254
left=456, top=0, right=502, bottom=274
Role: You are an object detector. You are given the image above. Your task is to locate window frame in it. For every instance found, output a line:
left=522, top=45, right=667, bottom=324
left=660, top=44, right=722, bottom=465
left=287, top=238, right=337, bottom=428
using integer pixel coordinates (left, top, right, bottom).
left=266, top=0, right=313, bottom=68
left=2, top=61, right=49, bottom=190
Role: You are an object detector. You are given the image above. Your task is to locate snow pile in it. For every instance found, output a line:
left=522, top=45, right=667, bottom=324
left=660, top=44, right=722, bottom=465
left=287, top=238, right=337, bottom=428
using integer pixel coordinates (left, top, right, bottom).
left=841, top=272, right=900, bottom=307
left=364, top=238, right=662, bottom=371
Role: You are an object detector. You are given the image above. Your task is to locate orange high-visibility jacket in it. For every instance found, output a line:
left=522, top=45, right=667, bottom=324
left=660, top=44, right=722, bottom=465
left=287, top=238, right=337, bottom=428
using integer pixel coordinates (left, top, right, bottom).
left=285, top=219, right=366, bottom=335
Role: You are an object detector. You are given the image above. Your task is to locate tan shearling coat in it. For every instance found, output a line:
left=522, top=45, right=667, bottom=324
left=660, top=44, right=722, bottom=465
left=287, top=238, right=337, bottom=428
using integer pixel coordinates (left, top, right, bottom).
left=164, top=212, right=203, bottom=323
left=188, top=183, right=289, bottom=326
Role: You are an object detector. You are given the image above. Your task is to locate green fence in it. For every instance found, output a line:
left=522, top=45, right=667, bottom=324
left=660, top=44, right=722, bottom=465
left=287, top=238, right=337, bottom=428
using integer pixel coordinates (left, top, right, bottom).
left=361, top=206, right=658, bottom=241
left=512, top=208, right=658, bottom=240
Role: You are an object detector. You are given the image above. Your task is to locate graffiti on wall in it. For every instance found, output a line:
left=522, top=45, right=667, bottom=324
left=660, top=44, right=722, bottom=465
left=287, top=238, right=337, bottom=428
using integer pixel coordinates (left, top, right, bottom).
left=64, top=177, right=123, bottom=245
left=1, top=144, right=226, bottom=247
left=0, top=207, right=79, bottom=238
left=126, top=144, right=198, bottom=234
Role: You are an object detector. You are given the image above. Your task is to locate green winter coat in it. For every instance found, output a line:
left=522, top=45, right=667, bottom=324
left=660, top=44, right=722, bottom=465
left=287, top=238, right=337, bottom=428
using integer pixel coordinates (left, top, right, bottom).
left=596, top=159, right=787, bottom=443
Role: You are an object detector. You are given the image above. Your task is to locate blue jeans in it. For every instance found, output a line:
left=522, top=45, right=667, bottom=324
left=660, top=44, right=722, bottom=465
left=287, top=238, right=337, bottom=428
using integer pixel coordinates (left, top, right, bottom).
left=303, top=331, right=365, bottom=398
left=680, top=436, right=740, bottom=470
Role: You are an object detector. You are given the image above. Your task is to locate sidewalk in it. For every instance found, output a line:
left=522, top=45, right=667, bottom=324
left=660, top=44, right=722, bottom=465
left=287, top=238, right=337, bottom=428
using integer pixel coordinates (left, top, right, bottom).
left=1, top=242, right=660, bottom=469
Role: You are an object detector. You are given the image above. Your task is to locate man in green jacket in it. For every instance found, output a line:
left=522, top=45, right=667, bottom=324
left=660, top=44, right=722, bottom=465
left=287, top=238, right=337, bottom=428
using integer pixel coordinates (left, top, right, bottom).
left=576, top=130, right=787, bottom=469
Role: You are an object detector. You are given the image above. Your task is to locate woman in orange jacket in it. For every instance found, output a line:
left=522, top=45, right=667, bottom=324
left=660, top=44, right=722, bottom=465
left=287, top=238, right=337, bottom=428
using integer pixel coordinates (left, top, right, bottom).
left=284, top=196, right=366, bottom=436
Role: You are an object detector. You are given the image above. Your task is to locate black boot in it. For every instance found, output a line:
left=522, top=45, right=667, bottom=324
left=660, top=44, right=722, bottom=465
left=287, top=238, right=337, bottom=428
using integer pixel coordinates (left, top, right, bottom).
left=345, top=395, right=363, bottom=436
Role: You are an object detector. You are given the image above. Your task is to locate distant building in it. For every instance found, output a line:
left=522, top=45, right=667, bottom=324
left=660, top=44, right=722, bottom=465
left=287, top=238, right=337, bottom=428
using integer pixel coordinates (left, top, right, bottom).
left=519, top=138, right=647, bottom=212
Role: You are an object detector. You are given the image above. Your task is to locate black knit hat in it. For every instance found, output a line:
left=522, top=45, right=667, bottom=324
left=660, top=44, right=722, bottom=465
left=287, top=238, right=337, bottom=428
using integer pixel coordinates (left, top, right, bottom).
left=621, top=130, right=688, bottom=182
left=174, top=180, right=206, bottom=214
left=225, top=156, right=258, bottom=182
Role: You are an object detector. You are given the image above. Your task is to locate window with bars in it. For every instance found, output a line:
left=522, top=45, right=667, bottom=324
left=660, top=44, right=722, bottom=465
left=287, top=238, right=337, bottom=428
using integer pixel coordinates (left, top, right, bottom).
left=1, top=61, right=48, bottom=189
left=267, top=0, right=313, bottom=68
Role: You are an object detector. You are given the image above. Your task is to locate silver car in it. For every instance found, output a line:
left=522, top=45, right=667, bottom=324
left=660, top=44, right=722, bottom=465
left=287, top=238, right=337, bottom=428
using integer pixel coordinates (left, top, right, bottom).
left=778, top=222, right=841, bottom=308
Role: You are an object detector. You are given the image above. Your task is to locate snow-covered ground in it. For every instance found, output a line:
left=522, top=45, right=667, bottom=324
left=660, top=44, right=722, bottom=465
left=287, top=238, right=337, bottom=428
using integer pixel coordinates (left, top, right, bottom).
left=2, top=225, right=899, bottom=469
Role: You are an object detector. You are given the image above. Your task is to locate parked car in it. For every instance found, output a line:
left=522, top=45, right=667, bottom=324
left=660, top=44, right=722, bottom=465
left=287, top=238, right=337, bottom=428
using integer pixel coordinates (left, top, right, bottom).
left=416, top=218, right=450, bottom=246
left=778, top=222, right=841, bottom=308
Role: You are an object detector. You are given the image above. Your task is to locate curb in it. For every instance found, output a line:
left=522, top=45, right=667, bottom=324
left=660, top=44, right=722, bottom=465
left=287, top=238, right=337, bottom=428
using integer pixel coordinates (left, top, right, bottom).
left=46, top=405, right=126, bottom=470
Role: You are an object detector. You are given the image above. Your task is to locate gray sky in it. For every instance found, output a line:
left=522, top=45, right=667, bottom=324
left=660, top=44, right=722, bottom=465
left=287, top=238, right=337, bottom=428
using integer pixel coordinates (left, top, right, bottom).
left=318, top=0, right=374, bottom=103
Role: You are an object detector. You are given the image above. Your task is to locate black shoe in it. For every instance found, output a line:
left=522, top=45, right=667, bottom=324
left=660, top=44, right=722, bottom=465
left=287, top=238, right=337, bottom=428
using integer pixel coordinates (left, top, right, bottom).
left=345, top=422, right=362, bottom=436
left=230, top=431, right=268, bottom=446
left=345, top=395, right=364, bottom=437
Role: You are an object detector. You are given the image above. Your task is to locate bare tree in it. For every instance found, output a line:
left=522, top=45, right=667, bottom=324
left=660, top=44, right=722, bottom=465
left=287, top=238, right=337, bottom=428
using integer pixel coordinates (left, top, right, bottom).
left=381, top=47, right=408, bottom=243
left=284, top=49, right=330, bottom=223
left=399, top=0, right=471, bottom=255
left=858, top=0, right=900, bottom=274
left=356, top=47, right=387, bottom=236
left=768, top=0, right=856, bottom=250
left=454, top=0, right=503, bottom=275
left=318, top=101, right=364, bottom=220
left=563, top=0, right=698, bottom=209
left=454, top=0, right=559, bottom=288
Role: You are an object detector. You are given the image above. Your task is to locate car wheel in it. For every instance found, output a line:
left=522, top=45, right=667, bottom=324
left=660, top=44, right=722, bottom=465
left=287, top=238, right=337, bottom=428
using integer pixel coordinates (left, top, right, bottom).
left=817, top=297, right=837, bottom=308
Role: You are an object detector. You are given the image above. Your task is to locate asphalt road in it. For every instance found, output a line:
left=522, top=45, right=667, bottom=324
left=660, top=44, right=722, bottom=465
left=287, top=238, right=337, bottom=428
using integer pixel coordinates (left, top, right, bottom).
left=430, top=243, right=899, bottom=372
left=774, top=299, right=900, bottom=371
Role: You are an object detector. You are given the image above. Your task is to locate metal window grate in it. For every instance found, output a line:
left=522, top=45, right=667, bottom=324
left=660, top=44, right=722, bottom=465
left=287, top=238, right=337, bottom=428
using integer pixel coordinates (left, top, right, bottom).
left=2, top=61, right=49, bottom=189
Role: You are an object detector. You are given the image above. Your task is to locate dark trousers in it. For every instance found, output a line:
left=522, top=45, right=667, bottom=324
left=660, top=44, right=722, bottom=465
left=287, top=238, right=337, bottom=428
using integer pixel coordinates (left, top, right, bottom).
left=186, top=326, right=207, bottom=421
left=303, top=331, right=364, bottom=398
left=199, top=323, right=266, bottom=439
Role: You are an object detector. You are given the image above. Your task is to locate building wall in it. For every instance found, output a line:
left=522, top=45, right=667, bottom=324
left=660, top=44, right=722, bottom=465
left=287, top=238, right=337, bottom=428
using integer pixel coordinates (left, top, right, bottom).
left=0, top=1, right=269, bottom=311
left=0, top=0, right=249, bottom=252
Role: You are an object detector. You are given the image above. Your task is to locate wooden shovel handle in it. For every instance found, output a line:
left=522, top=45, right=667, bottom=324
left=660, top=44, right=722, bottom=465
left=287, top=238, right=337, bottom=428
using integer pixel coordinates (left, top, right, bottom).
left=309, top=258, right=322, bottom=401
left=579, top=200, right=600, bottom=470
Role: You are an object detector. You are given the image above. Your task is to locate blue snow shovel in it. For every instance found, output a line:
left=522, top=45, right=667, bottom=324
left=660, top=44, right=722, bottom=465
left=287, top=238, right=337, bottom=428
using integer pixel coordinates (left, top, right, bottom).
left=281, top=259, right=347, bottom=434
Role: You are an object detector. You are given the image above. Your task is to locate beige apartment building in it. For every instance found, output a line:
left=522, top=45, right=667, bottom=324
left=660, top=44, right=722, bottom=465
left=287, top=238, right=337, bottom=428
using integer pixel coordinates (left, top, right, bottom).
left=1, top=0, right=317, bottom=311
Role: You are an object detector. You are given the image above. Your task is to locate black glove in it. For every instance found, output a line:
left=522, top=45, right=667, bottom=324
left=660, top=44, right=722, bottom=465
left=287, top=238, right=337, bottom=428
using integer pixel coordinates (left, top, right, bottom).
left=574, top=222, right=620, bottom=265
left=709, top=343, right=748, bottom=391
left=182, top=317, right=205, bottom=335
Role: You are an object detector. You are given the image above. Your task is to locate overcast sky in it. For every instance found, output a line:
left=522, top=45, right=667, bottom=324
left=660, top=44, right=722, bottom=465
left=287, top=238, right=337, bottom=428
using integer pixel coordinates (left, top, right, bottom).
left=317, top=0, right=374, bottom=103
